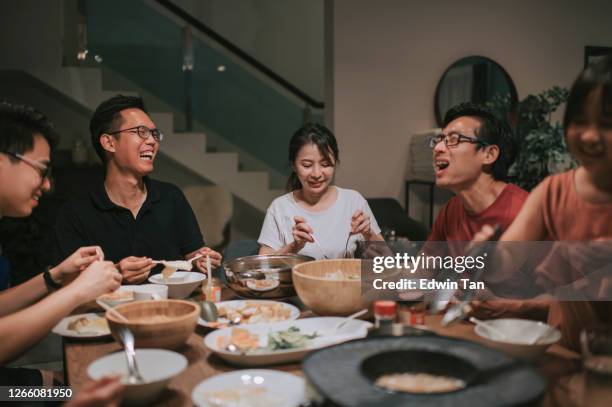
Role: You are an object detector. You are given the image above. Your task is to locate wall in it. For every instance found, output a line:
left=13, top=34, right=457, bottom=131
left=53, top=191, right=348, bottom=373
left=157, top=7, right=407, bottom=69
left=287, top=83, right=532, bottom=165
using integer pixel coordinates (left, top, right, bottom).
left=330, top=0, right=612, bottom=216
left=171, top=0, right=325, bottom=102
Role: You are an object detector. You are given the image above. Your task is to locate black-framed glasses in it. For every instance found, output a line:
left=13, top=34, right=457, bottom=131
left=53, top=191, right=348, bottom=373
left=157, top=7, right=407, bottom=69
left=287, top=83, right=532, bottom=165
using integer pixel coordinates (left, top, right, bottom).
left=5, top=152, right=52, bottom=180
left=108, top=125, right=164, bottom=142
left=428, top=132, right=490, bottom=149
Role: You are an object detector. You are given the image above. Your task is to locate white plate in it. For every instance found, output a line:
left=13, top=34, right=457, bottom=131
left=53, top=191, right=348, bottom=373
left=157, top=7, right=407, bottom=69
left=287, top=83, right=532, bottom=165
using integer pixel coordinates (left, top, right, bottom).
left=198, top=300, right=300, bottom=329
left=52, top=313, right=110, bottom=338
left=191, top=369, right=307, bottom=407
left=204, top=317, right=372, bottom=366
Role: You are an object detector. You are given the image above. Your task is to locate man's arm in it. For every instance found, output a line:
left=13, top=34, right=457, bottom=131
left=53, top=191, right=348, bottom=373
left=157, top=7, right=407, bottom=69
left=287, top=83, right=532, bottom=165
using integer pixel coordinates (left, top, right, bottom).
left=0, top=261, right=121, bottom=365
left=0, top=246, right=103, bottom=316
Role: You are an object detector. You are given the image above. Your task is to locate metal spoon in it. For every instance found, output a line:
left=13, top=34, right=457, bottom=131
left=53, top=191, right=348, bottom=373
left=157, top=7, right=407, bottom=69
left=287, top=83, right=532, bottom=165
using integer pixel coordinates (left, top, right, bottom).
left=199, top=301, right=219, bottom=323
left=333, top=309, right=368, bottom=332
left=117, top=327, right=144, bottom=384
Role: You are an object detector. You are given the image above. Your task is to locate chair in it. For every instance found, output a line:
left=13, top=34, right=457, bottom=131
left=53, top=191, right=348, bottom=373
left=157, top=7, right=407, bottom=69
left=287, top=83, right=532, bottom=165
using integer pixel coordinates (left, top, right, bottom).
left=182, top=185, right=233, bottom=252
left=367, top=198, right=429, bottom=241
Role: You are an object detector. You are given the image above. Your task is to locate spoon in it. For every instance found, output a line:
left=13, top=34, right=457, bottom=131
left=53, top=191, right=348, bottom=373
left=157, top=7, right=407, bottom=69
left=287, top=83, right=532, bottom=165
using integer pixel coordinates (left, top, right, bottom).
left=199, top=301, right=219, bottom=323
left=333, top=309, right=368, bottom=332
left=117, top=326, right=144, bottom=384
left=318, top=309, right=368, bottom=336
left=469, top=317, right=508, bottom=340
left=153, top=253, right=205, bottom=271
left=96, top=299, right=129, bottom=323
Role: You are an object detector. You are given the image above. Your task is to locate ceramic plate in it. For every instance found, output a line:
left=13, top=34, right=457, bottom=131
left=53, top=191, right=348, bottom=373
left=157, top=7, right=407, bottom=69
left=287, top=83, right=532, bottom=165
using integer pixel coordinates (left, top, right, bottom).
left=191, top=369, right=307, bottom=407
left=197, top=300, right=300, bottom=329
left=52, top=313, right=110, bottom=338
left=204, top=317, right=372, bottom=366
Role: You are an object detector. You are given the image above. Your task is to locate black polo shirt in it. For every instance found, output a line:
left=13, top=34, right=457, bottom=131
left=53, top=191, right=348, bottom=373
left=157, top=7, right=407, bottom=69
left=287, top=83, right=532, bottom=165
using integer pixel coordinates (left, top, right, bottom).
left=51, top=177, right=204, bottom=272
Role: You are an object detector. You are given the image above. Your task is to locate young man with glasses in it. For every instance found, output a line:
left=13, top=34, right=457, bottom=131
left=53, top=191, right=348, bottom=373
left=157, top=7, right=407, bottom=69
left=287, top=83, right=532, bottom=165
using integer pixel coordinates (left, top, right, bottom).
left=0, top=101, right=123, bottom=400
left=427, top=102, right=527, bottom=242
left=52, top=95, right=221, bottom=284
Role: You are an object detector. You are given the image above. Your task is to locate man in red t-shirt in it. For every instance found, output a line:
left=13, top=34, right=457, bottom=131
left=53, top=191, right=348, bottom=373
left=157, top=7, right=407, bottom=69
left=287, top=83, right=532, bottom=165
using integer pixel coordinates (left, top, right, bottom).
left=427, top=102, right=527, bottom=242
left=424, top=103, right=538, bottom=319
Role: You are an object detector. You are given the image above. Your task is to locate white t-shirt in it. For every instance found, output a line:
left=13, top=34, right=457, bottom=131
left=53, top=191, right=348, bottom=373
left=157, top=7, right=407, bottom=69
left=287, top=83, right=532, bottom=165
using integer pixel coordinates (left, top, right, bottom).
left=258, top=187, right=381, bottom=259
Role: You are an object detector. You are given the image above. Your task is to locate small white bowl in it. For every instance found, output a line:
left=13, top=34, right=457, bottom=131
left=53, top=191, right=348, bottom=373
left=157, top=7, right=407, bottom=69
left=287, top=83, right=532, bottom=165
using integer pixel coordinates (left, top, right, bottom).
left=87, top=349, right=187, bottom=405
left=474, top=318, right=561, bottom=360
left=149, top=271, right=206, bottom=299
left=129, top=284, right=169, bottom=301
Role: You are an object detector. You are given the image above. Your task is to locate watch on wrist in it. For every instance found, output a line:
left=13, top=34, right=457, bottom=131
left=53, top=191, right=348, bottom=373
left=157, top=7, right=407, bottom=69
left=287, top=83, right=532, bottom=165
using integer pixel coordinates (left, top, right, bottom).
left=43, top=267, right=62, bottom=290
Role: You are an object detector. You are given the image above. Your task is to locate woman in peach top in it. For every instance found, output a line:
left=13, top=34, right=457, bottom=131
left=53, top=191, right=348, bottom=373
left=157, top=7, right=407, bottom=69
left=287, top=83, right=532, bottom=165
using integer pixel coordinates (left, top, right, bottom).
left=478, top=56, right=612, bottom=351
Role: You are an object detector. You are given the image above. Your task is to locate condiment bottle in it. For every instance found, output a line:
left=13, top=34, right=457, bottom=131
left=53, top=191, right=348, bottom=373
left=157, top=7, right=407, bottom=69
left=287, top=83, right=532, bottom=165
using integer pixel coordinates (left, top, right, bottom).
left=204, top=277, right=222, bottom=303
left=374, top=301, right=397, bottom=330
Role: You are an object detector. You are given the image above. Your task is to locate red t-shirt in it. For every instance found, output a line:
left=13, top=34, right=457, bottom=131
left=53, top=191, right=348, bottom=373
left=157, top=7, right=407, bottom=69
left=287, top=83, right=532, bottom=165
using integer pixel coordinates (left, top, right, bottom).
left=427, top=184, right=528, bottom=241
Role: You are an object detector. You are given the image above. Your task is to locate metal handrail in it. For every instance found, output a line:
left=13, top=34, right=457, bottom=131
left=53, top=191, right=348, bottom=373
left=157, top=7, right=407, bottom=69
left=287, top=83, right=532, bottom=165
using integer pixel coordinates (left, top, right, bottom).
left=155, top=0, right=324, bottom=109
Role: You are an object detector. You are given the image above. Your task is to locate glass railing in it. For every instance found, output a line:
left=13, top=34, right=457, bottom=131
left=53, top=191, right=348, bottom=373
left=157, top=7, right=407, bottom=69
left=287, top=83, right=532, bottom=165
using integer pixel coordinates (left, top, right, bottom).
left=85, top=0, right=323, bottom=175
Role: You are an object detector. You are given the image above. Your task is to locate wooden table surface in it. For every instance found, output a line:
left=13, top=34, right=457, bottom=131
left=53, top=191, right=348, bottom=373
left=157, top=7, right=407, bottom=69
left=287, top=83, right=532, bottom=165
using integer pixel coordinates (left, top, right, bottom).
left=63, top=305, right=590, bottom=406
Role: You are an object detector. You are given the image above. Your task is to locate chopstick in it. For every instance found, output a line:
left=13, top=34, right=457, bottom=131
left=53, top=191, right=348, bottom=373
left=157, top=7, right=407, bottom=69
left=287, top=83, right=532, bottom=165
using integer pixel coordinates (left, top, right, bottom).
left=96, top=299, right=129, bottom=322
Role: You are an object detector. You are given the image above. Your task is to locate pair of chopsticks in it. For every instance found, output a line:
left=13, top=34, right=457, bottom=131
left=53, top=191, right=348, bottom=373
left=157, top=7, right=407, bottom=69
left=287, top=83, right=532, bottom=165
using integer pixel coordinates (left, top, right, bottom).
left=96, top=299, right=129, bottom=322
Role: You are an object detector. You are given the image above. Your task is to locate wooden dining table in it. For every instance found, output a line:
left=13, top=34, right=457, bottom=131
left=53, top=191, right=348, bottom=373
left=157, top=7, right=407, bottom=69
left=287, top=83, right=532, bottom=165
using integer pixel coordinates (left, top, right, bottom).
left=63, top=295, right=593, bottom=407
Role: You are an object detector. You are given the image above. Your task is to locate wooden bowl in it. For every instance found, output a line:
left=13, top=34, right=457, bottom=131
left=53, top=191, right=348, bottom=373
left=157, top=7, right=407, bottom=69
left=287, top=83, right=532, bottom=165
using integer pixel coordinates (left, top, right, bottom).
left=106, top=300, right=199, bottom=350
left=293, top=259, right=367, bottom=316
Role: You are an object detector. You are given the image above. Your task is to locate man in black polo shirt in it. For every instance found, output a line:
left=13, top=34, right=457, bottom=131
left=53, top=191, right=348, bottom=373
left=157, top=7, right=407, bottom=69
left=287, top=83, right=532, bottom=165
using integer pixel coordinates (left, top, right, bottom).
left=52, top=95, right=222, bottom=284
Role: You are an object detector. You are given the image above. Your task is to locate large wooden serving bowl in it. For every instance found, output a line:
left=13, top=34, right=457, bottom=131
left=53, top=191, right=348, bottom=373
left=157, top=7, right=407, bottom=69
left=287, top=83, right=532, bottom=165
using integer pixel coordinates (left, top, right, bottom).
left=293, top=259, right=367, bottom=316
left=106, top=300, right=199, bottom=350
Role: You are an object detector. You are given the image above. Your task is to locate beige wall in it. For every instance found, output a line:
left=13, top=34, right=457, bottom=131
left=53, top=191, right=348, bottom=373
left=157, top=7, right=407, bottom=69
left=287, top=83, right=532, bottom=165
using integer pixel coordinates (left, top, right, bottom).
left=330, top=0, right=612, bottom=209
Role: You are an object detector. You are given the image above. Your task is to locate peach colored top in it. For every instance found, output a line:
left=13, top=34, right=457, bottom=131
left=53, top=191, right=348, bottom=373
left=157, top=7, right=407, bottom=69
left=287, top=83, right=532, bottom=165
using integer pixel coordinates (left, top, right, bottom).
left=539, top=169, right=612, bottom=350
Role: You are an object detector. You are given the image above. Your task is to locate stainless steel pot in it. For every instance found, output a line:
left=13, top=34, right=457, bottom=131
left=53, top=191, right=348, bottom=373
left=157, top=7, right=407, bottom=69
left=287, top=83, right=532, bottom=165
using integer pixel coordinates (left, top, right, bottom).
left=223, top=254, right=314, bottom=299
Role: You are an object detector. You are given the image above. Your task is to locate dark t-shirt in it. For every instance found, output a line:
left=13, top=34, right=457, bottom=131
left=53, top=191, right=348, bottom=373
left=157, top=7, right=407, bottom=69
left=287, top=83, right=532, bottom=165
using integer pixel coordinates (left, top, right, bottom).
left=51, top=177, right=204, bottom=272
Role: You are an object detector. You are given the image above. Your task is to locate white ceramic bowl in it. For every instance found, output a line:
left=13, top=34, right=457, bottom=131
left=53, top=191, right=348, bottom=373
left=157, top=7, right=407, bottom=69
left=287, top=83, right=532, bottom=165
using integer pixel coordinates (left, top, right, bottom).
left=129, top=284, right=169, bottom=301
left=474, top=318, right=562, bottom=360
left=98, top=286, right=136, bottom=307
left=87, top=349, right=187, bottom=405
left=149, top=271, right=206, bottom=299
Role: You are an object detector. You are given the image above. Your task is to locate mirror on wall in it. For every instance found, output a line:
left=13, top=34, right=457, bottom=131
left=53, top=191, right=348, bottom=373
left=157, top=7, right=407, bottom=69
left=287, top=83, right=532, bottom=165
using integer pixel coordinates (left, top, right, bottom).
left=434, top=56, right=518, bottom=126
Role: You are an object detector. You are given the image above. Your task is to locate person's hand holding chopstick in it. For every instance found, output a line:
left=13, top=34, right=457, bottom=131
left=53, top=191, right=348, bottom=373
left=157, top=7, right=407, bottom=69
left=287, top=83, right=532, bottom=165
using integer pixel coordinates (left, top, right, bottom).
left=188, top=247, right=222, bottom=274
left=116, top=256, right=154, bottom=284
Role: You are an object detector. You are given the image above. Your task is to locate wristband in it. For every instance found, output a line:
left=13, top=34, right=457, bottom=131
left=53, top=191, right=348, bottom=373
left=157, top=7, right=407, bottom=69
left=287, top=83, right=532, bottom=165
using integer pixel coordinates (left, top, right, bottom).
left=43, top=267, right=62, bottom=290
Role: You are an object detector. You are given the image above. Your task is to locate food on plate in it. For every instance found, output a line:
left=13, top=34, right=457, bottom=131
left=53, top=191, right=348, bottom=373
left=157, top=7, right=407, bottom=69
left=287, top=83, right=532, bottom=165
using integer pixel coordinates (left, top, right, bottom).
left=201, top=386, right=283, bottom=407
left=324, top=270, right=360, bottom=281
left=246, top=279, right=280, bottom=292
left=267, top=326, right=318, bottom=351
left=216, top=326, right=317, bottom=354
left=375, top=372, right=466, bottom=394
left=99, top=289, right=134, bottom=301
left=67, top=316, right=110, bottom=335
left=216, top=328, right=260, bottom=352
left=207, top=302, right=292, bottom=328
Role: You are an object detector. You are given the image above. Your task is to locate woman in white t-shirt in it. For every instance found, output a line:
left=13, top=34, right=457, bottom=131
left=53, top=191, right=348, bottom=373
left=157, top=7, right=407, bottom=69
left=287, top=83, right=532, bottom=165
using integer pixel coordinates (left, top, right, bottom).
left=258, top=123, right=384, bottom=259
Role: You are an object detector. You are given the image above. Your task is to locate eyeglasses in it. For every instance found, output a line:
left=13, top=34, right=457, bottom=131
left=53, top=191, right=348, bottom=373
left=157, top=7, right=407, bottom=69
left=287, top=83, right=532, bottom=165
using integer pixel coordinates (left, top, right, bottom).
left=5, top=152, right=52, bottom=180
left=428, top=132, right=490, bottom=149
left=108, top=125, right=164, bottom=142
